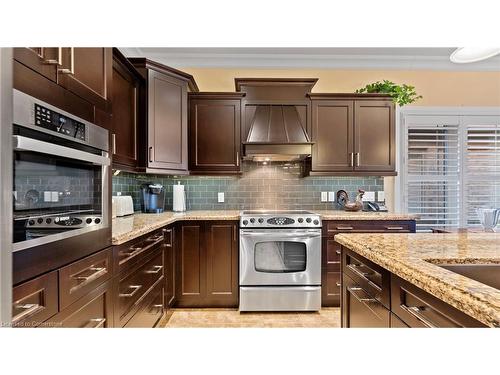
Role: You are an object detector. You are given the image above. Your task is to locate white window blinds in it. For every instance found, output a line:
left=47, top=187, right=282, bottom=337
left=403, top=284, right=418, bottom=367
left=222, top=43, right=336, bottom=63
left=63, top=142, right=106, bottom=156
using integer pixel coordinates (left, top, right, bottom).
left=464, top=119, right=500, bottom=226
left=403, top=116, right=460, bottom=231
left=402, top=113, right=500, bottom=231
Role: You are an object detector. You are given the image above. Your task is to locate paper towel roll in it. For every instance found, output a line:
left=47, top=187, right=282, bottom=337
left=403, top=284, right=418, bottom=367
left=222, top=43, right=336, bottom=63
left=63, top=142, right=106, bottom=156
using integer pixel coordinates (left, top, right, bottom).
left=173, top=182, right=186, bottom=212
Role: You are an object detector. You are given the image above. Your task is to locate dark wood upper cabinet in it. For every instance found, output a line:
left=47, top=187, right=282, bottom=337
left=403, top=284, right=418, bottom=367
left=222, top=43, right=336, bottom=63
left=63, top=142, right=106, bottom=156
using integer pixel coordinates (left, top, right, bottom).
left=14, top=48, right=59, bottom=83
left=188, top=93, right=244, bottom=174
left=57, top=48, right=112, bottom=112
left=110, top=49, right=142, bottom=169
left=311, top=100, right=353, bottom=172
left=129, top=58, right=198, bottom=174
left=308, top=94, right=395, bottom=176
left=354, top=100, right=395, bottom=172
left=176, top=221, right=238, bottom=308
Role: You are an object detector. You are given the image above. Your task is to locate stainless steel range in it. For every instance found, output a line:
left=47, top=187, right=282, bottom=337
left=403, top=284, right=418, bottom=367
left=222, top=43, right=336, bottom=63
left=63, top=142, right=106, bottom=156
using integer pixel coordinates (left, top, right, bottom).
left=239, top=210, right=322, bottom=311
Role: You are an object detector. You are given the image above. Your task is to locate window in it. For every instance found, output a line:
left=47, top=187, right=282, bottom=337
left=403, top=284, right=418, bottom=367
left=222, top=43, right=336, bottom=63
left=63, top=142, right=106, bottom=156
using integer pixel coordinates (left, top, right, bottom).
left=400, top=111, right=500, bottom=231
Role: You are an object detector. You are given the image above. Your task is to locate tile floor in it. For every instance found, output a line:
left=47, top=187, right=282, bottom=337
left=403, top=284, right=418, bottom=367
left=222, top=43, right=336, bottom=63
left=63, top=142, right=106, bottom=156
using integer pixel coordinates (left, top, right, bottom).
left=161, top=308, right=341, bottom=328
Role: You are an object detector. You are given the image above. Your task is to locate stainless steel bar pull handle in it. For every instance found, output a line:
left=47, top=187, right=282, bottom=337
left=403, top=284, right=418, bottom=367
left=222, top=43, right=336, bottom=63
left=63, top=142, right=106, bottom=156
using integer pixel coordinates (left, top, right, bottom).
left=145, top=265, right=163, bottom=274
left=12, top=303, right=42, bottom=322
left=350, top=152, right=354, bottom=167
left=385, top=226, right=404, bottom=230
left=73, top=266, right=106, bottom=281
left=58, top=47, right=75, bottom=75
left=112, top=133, right=117, bottom=154
left=347, top=286, right=377, bottom=303
left=236, top=151, right=240, bottom=167
left=400, top=305, right=437, bottom=328
left=149, top=146, right=154, bottom=163
left=356, top=152, right=360, bottom=167
left=119, top=285, right=142, bottom=298
left=38, top=48, right=60, bottom=65
left=85, top=318, right=106, bottom=328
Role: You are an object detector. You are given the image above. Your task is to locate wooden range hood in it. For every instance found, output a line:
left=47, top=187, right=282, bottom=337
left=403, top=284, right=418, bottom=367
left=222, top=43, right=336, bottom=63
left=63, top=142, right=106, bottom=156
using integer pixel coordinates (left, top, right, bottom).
left=236, top=78, right=317, bottom=161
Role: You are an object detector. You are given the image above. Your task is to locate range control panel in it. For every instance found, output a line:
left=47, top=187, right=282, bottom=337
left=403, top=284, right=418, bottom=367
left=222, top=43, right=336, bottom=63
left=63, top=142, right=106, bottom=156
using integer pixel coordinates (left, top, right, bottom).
left=35, top=103, right=86, bottom=141
left=240, top=211, right=321, bottom=228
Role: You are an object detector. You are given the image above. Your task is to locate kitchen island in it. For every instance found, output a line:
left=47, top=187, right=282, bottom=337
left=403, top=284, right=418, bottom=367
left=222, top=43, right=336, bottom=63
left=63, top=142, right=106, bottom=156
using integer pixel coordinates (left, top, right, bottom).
left=335, top=232, right=500, bottom=327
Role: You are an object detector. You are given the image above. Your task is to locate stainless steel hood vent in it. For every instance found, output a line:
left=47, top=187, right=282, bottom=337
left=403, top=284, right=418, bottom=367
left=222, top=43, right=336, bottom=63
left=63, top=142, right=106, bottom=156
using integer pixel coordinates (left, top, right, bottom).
left=243, top=105, right=313, bottom=161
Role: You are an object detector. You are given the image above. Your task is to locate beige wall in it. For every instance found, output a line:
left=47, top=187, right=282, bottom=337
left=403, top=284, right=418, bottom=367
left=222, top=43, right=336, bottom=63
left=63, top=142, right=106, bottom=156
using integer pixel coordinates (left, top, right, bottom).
left=182, top=68, right=500, bottom=106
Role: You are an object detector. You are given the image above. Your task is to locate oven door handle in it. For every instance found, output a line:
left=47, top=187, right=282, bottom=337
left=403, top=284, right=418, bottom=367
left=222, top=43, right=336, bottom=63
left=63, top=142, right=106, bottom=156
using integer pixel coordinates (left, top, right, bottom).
left=13, top=135, right=110, bottom=166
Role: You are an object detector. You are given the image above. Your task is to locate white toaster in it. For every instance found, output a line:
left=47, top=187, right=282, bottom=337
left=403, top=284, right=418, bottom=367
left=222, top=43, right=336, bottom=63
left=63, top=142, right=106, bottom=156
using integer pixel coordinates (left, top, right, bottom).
left=113, top=195, right=134, bottom=217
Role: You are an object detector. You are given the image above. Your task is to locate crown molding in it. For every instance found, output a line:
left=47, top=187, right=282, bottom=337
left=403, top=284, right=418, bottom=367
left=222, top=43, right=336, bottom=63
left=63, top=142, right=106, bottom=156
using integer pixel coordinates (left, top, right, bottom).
left=119, top=48, right=500, bottom=72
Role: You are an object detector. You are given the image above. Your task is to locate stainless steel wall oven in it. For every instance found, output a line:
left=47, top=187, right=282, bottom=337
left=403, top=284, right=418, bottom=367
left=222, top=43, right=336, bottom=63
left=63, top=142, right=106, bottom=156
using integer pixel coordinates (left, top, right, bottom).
left=12, top=90, right=111, bottom=284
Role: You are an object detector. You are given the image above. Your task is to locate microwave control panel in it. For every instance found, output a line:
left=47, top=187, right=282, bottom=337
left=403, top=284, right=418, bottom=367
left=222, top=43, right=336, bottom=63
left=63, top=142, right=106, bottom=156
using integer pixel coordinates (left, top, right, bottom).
left=34, top=103, right=86, bottom=141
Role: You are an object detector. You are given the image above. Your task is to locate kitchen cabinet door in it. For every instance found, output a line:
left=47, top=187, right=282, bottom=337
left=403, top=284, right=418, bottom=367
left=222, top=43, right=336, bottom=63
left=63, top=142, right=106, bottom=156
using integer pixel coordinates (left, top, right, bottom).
left=147, top=70, right=188, bottom=172
left=205, top=222, right=238, bottom=307
left=354, top=100, right=395, bottom=172
left=14, top=47, right=59, bottom=83
left=46, top=280, right=113, bottom=328
left=189, top=95, right=242, bottom=174
left=57, top=48, right=112, bottom=112
left=176, top=223, right=205, bottom=306
left=111, top=49, right=140, bottom=169
left=311, top=100, right=354, bottom=172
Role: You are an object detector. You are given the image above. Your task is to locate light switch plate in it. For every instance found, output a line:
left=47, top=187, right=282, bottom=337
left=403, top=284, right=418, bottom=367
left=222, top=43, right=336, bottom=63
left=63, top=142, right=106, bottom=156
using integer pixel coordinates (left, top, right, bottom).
left=44, top=191, right=51, bottom=202
left=321, top=192, right=328, bottom=202
left=362, top=191, right=376, bottom=202
left=218, top=192, right=225, bottom=203
left=51, top=191, right=59, bottom=202
left=328, top=191, right=335, bottom=202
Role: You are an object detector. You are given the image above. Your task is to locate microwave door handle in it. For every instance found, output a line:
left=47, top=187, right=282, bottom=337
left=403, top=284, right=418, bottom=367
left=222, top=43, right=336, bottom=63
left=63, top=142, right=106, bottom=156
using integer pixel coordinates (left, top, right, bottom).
left=13, top=135, right=110, bottom=166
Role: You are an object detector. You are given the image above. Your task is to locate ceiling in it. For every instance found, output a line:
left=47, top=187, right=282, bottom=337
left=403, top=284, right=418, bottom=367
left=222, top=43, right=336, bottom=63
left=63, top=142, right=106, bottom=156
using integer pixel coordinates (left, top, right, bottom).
left=119, top=47, right=500, bottom=71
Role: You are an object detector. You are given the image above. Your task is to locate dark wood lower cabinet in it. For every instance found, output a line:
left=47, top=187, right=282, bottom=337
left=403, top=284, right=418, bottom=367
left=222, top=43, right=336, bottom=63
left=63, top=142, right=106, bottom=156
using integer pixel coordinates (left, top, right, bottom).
left=323, top=220, right=415, bottom=307
left=341, top=246, right=487, bottom=328
left=46, top=280, right=113, bottom=328
left=342, top=274, right=390, bottom=328
left=176, top=221, right=238, bottom=307
left=124, top=281, right=164, bottom=328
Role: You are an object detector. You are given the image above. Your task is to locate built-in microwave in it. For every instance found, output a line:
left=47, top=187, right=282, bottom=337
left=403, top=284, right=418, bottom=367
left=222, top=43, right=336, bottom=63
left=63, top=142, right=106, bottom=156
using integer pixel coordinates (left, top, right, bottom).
left=12, top=89, right=110, bottom=255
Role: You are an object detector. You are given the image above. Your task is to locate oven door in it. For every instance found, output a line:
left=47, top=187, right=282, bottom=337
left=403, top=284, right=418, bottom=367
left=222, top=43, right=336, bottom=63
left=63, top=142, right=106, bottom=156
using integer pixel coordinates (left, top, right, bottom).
left=239, top=229, right=321, bottom=286
left=12, top=135, right=110, bottom=252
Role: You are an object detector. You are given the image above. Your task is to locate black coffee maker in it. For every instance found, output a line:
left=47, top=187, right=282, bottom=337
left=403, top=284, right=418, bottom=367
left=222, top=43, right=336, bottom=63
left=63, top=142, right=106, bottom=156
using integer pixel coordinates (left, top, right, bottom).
left=140, top=183, right=165, bottom=213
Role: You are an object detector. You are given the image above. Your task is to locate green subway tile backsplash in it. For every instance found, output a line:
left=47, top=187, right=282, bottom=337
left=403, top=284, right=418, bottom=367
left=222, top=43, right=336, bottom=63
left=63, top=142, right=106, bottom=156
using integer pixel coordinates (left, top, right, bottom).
left=112, top=161, right=384, bottom=212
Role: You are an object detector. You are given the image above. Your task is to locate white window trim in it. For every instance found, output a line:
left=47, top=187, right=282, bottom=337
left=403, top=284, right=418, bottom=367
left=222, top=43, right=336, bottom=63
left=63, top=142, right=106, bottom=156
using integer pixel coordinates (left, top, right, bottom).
left=395, top=106, right=500, bottom=216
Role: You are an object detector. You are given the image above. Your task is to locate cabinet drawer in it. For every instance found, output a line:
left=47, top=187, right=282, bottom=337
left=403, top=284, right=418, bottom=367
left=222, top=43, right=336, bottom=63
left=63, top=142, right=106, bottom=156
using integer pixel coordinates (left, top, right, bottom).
left=124, top=282, right=164, bottom=328
left=324, top=238, right=341, bottom=269
left=391, top=274, right=485, bottom=328
left=12, top=271, right=58, bottom=327
left=116, top=248, right=164, bottom=324
left=114, top=229, right=165, bottom=273
left=47, top=281, right=112, bottom=328
left=59, top=247, right=112, bottom=310
left=342, top=274, right=390, bottom=328
left=342, top=248, right=390, bottom=308
left=325, top=220, right=413, bottom=236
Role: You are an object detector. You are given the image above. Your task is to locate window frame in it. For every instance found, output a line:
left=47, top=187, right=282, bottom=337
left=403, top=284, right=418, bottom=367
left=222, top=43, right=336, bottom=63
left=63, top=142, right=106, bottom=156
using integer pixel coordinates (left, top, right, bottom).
left=397, top=106, right=500, bottom=230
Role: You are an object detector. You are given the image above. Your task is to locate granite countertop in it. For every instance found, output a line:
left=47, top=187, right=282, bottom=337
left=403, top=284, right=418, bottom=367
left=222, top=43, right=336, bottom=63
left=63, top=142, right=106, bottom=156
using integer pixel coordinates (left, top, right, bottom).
left=334, top=232, right=500, bottom=327
left=314, top=210, right=419, bottom=221
left=112, top=210, right=240, bottom=245
left=112, top=210, right=417, bottom=245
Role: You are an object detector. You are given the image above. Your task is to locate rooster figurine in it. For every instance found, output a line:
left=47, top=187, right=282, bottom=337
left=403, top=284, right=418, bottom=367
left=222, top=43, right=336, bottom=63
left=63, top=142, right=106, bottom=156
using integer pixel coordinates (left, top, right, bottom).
left=344, top=189, right=365, bottom=212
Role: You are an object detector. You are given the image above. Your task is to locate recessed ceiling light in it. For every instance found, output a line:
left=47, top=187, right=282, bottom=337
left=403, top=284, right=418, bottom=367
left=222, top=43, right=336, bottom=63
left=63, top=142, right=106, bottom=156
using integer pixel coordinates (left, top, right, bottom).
left=450, top=47, right=500, bottom=63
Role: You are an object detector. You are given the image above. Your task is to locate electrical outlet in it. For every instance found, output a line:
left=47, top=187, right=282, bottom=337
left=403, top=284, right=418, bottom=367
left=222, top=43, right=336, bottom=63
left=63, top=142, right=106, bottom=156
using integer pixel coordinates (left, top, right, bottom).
left=218, top=192, right=225, bottom=203
left=377, top=191, right=385, bottom=202
left=362, top=191, right=375, bottom=202
left=321, top=192, right=328, bottom=202
left=44, top=191, right=51, bottom=202
left=328, top=192, right=335, bottom=202
left=116, top=192, right=122, bottom=196
left=51, top=191, right=59, bottom=202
